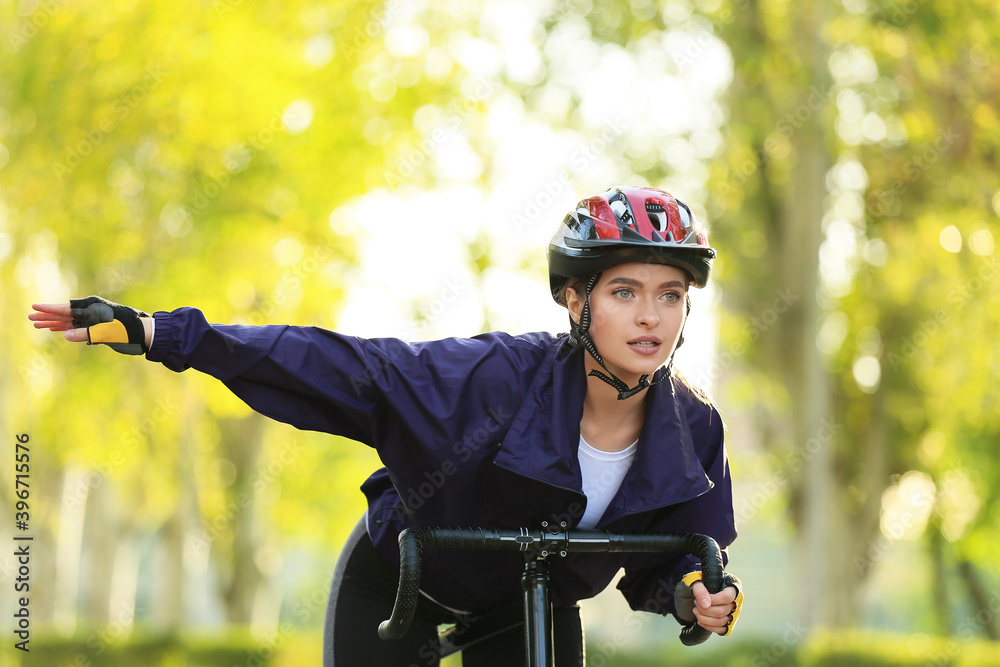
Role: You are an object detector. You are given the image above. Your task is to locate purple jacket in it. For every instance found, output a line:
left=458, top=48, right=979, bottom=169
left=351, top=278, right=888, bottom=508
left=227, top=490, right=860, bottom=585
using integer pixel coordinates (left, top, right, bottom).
left=147, top=307, right=736, bottom=619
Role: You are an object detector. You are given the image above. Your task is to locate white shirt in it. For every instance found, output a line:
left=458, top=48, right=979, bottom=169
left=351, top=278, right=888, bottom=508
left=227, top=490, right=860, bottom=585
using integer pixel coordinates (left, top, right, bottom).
left=576, top=435, right=638, bottom=529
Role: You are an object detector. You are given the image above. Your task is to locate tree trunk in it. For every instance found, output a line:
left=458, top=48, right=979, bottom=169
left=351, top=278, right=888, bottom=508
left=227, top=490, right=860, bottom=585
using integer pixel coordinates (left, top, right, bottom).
left=154, top=512, right=185, bottom=632
left=108, top=530, right=140, bottom=636
left=958, top=559, right=999, bottom=641
left=219, top=414, right=267, bottom=624
left=82, top=480, right=116, bottom=625
left=929, top=526, right=951, bottom=635
left=54, top=466, right=89, bottom=634
left=782, top=2, right=837, bottom=629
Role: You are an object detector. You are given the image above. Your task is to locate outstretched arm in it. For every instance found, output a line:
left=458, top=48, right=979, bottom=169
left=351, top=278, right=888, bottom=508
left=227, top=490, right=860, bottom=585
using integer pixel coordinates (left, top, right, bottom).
left=31, top=298, right=539, bottom=448
left=30, top=299, right=153, bottom=352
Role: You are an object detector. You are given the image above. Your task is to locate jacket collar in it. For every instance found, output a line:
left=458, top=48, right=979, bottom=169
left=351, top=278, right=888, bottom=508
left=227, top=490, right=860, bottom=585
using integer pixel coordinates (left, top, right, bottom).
left=493, top=338, right=713, bottom=521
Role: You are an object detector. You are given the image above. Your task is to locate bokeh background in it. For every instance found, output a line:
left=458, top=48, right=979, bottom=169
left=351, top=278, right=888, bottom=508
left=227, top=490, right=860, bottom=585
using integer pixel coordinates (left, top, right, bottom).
left=1, top=0, right=999, bottom=665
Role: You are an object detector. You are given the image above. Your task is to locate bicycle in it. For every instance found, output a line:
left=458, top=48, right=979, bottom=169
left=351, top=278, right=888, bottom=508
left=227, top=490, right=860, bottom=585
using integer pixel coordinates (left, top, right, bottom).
left=378, top=523, right=727, bottom=666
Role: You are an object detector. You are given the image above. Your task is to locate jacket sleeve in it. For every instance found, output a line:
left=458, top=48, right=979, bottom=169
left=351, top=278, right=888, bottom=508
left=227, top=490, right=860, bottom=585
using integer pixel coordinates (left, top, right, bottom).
left=146, top=307, right=541, bottom=448
left=616, top=399, right=737, bottom=621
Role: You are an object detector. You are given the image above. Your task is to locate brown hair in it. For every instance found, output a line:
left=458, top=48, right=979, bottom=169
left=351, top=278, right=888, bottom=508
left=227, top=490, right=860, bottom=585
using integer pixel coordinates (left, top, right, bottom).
left=552, top=276, right=586, bottom=308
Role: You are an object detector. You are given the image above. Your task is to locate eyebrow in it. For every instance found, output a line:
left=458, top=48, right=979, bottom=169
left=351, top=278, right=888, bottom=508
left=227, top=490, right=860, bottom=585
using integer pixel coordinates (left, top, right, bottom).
left=606, top=277, right=688, bottom=290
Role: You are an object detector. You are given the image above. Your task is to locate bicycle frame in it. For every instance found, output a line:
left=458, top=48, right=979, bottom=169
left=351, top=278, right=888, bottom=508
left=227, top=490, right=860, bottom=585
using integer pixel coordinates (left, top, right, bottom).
left=378, top=524, right=726, bottom=667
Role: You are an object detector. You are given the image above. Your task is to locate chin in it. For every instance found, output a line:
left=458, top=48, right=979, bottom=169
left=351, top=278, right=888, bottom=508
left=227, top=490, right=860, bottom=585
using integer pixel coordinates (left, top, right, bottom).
left=618, top=361, right=669, bottom=380
left=638, top=364, right=669, bottom=378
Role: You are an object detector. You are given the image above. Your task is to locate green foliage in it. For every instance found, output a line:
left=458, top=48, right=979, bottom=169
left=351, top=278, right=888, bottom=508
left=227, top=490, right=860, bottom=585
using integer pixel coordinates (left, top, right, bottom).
left=4, top=0, right=999, bottom=643
left=3, top=629, right=999, bottom=667
left=799, top=630, right=1000, bottom=667
left=586, top=631, right=1000, bottom=667
left=669, top=0, right=1000, bottom=627
left=0, top=0, right=480, bottom=630
left=0, top=629, right=315, bottom=667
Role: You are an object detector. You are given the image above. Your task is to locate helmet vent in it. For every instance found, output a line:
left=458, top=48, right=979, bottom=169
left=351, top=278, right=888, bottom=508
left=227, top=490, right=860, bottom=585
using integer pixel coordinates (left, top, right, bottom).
left=645, top=201, right=667, bottom=232
left=609, top=199, right=633, bottom=228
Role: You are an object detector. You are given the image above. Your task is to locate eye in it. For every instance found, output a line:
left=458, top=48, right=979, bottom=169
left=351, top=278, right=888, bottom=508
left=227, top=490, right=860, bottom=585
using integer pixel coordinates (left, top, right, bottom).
left=661, top=291, right=681, bottom=303
left=612, top=287, right=635, bottom=300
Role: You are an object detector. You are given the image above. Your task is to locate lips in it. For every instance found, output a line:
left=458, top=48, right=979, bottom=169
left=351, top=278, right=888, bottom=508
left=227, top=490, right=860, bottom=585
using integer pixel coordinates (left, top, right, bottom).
left=627, top=337, right=662, bottom=355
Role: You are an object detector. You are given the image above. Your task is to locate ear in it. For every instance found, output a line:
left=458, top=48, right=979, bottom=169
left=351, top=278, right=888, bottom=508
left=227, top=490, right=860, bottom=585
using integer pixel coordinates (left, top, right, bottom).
left=564, top=285, right=583, bottom=326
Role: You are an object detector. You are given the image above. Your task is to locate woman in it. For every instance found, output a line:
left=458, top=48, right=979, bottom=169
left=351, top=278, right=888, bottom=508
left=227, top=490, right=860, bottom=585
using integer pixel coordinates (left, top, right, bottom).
left=31, top=185, right=742, bottom=666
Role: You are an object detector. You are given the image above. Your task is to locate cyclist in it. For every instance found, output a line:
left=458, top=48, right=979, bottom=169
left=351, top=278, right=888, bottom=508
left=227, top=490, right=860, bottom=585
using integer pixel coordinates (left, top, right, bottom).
left=31, top=185, right=743, bottom=666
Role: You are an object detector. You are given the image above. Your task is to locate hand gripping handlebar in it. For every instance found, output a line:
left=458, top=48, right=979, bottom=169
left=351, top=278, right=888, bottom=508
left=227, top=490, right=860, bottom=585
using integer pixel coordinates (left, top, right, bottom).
left=377, top=527, right=724, bottom=647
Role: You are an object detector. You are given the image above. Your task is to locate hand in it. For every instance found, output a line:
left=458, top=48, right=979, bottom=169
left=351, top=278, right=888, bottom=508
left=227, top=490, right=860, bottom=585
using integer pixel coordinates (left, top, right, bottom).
left=29, top=298, right=153, bottom=353
left=29, top=302, right=89, bottom=342
left=690, top=581, right=738, bottom=635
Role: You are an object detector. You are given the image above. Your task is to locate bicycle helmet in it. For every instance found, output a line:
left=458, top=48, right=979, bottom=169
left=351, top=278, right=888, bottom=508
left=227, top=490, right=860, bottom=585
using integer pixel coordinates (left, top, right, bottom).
left=547, top=186, right=716, bottom=399
left=548, top=185, right=715, bottom=303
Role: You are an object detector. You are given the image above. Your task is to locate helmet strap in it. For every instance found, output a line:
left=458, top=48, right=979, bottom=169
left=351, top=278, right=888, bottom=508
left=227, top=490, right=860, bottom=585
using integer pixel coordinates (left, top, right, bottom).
left=567, top=272, right=676, bottom=401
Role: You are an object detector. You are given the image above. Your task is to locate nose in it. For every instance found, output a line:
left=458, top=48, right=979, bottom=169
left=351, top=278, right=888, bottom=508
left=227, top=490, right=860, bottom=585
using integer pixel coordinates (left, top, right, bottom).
left=636, top=299, right=660, bottom=328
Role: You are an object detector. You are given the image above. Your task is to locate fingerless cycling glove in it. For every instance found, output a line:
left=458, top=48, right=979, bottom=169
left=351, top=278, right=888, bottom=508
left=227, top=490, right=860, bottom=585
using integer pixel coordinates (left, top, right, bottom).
left=70, top=295, right=150, bottom=355
left=674, top=570, right=744, bottom=637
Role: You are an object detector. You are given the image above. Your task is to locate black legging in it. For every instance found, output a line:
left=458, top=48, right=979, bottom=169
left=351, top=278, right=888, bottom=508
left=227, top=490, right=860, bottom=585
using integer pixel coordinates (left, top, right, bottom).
left=323, top=519, right=585, bottom=666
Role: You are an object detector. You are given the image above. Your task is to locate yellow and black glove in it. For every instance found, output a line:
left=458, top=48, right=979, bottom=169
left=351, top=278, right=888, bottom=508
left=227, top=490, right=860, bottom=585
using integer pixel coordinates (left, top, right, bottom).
left=70, top=296, right=150, bottom=355
left=674, top=570, right=744, bottom=637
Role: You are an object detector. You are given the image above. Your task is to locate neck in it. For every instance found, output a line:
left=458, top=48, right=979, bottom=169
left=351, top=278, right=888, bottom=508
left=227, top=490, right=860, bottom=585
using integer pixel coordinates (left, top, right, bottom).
left=579, top=357, right=648, bottom=452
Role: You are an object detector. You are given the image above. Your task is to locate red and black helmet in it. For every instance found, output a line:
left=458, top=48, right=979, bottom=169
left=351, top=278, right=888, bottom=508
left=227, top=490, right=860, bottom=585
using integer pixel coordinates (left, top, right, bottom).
left=548, top=185, right=716, bottom=303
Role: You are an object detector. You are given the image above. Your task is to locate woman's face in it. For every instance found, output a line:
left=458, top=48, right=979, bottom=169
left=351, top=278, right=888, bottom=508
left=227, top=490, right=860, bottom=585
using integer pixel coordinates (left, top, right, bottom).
left=566, top=262, right=689, bottom=386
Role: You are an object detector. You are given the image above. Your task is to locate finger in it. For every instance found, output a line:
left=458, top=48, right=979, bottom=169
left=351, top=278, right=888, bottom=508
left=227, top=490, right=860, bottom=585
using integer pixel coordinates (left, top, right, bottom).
left=64, top=329, right=89, bottom=343
left=31, top=303, right=72, bottom=316
left=693, top=607, right=732, bottom=634
left=709, top=587, right=737, bottom=607
left=29, top=314, right=75, bottom=330
left=693, top=613, right=728, bottom=634
left=693, top=600, right=733, bottom=620
left=690, top=581, right=712, bottom=609
left=28, top=312, right=74, bottom=323
left=31, top=319, right=66, bottom=329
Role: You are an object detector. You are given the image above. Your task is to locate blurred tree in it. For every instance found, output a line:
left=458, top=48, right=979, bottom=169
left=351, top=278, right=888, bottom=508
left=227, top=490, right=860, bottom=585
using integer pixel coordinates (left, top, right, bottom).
left=3, top=0, right=998, bottom=644
left=707, top=0, right=1000, bottom=630
left=0, top=0, right=488, bottom=634
left=537, top=0, right=1000, bottom=633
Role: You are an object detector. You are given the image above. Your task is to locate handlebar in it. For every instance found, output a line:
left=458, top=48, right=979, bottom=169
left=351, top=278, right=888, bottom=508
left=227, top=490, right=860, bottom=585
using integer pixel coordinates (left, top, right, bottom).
left=377, top=527, right=725, bottom=647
